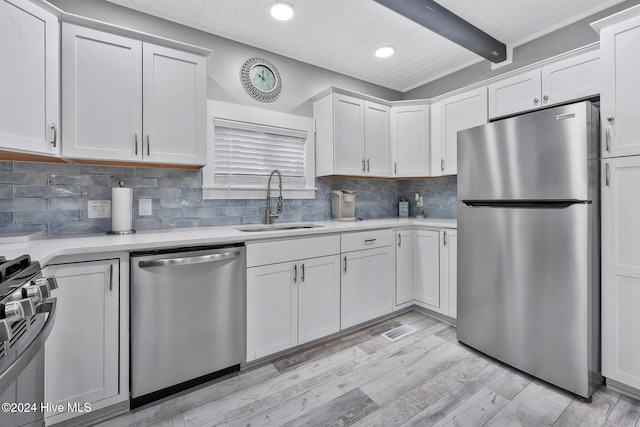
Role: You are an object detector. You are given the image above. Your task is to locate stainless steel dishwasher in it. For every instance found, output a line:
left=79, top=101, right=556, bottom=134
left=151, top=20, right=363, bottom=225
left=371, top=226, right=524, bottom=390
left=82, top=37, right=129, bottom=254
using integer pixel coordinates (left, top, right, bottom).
left=130, top=244, right=245, bottom=408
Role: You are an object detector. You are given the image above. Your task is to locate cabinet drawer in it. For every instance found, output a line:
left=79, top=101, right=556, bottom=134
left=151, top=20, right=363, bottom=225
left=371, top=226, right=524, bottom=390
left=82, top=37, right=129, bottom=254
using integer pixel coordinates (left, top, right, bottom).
left=247, top=235, right=340, bottom=267
left=341, top=229, right=393, bottom=252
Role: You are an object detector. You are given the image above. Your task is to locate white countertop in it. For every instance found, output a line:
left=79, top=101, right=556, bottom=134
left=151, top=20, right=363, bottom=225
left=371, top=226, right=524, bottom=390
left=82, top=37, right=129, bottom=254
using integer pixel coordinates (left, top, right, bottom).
left=0, top=217, right=456, bottom=265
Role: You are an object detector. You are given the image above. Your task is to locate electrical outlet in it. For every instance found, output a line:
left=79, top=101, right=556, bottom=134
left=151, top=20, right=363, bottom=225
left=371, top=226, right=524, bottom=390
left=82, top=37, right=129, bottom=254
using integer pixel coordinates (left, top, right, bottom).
left=139, top=198, right=152, bottom=216
left=88, top=200, right=111, bottom=219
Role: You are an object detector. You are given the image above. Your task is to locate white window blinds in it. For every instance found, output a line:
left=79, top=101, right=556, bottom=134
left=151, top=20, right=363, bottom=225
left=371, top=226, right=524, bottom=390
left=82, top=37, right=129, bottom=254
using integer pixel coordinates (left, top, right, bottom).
left=213, top=118, right=307, bottom=188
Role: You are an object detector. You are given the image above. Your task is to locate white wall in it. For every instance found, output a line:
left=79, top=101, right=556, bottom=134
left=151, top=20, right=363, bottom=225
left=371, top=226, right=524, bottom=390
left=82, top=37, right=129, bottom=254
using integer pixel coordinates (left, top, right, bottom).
left=48, top=0, right=402, bottom=117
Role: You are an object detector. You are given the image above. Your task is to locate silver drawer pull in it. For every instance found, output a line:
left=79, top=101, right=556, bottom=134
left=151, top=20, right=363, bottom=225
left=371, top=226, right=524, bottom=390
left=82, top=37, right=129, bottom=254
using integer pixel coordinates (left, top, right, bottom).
left=364, top=238, right=377, bottom=244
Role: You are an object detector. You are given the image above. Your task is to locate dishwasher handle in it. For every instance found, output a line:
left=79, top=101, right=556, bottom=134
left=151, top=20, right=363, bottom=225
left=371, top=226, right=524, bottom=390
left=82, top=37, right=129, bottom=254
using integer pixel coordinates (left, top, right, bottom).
left=138, top=251, right=242, bottom=268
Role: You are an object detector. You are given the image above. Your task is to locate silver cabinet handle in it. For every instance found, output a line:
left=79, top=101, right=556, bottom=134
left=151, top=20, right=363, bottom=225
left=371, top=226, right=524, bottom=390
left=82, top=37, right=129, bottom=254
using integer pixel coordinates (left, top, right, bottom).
left=366, top=158, right=370, bottom=172
left=364, top=238, right=377, bottom=244
left=543, top=95, right=549, bottom=101
left=138, top=251, right=241, bottom=268
left=607, top=116, right=615, bottom=123
left=301, top=263, right=305, bottom=282
left=50, top=124, right=57, bottom=147
left=605, top=128, right=611, bottom=153
left=343, top=256, right=347, bottom=273
left=362, top=159, right=365, bottom=172
left=146, top=135, right=150, bottom=156
left=293, top=264, right=297, bottom=284
left=443, top=230, right=448, bottom=246
left=135, top=134, right=139, bottom=155
left=394, top=162, right=397, bottom=175
left=109, top=264, right=113, bottom=292
left=605, top=163, right=610, bottom=187
left=441, top=158, right=444, bottom=172
left=533, top=98, right=539, bottom=103
left=398, top=232, right=401, bottom=247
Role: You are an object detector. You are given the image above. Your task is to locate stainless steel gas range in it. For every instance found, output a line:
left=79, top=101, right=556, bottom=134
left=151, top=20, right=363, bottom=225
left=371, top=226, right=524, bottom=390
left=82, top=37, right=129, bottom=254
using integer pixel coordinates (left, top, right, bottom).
left=0, top=255, right=58, bottom=427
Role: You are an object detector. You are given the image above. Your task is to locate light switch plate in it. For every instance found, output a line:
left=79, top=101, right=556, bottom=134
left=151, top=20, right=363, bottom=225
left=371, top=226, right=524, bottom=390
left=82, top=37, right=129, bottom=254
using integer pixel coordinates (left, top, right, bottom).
left=139, top=198, right=152, bottom=216
left=88, top=200, right=111, bottom=219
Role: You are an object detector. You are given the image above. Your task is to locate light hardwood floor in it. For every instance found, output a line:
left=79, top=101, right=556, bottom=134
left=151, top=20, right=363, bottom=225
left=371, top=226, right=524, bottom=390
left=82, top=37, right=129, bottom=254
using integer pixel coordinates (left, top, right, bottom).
left=98, top=310, right=640, bottom=427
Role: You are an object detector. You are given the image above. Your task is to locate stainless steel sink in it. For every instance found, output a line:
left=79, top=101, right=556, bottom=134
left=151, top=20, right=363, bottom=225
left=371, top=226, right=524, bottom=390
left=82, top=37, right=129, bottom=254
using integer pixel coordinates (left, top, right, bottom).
left=235, top=223, right=324, bottom=232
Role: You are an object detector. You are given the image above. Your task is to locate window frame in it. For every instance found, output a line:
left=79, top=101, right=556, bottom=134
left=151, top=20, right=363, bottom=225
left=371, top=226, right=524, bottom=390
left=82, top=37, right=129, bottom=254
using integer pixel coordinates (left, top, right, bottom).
left=203, top=100, right=316, bottom=200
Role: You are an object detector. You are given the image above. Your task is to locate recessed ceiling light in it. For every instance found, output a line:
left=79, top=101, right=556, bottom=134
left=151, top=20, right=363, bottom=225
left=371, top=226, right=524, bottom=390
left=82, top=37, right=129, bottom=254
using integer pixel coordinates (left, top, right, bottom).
left=270, top=2, right=294, bottom=21
left=375, top=46, right=395, bottom=58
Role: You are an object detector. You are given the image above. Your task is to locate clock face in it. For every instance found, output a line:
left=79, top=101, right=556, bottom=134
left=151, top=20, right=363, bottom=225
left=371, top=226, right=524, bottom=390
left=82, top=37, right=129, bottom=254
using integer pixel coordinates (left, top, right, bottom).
left=250, top=65, right=277, bottom=92
left=240, top=58, right=282, bottom=102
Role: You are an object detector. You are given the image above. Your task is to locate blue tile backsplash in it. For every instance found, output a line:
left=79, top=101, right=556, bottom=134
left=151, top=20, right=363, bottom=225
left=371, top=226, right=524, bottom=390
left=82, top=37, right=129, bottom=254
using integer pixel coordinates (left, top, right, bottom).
left=0, top=161, right=457, bottom=236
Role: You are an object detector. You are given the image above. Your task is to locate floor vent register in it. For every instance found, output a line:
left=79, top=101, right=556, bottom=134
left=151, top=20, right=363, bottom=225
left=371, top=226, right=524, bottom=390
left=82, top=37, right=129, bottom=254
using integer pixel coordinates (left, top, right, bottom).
left=381, top=324, right=419, bottom=342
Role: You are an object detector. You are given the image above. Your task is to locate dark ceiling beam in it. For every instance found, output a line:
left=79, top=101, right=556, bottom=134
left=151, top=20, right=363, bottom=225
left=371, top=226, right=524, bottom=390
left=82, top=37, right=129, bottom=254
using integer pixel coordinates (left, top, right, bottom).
left=373, top=0, right=507, bottom=63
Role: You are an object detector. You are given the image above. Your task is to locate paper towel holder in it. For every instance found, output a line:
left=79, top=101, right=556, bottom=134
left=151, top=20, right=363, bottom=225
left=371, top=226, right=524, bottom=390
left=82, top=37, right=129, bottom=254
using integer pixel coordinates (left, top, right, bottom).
left=107, top=181, right=136, bottom=235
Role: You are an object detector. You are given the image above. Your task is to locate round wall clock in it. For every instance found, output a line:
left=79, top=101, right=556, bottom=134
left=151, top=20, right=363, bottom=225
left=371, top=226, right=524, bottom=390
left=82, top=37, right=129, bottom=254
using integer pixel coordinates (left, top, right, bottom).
left=240, top=57, right=282, bottom=102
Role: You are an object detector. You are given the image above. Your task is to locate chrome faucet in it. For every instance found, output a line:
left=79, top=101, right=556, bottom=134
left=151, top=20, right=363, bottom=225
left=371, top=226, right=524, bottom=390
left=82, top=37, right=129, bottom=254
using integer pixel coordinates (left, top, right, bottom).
left=265, top=169, right=283, bottom=224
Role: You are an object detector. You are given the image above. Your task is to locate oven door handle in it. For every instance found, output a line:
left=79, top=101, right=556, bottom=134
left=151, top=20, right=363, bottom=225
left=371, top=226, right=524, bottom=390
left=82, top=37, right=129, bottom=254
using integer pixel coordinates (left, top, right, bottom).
left=0, top=298, right=57, bottom=392
left=137, top=251, right=242, bottom=268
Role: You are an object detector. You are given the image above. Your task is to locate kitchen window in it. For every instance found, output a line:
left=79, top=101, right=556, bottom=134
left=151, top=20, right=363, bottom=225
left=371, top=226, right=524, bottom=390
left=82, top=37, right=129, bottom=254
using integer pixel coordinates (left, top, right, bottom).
left=203, top=101, right=316, bottom=199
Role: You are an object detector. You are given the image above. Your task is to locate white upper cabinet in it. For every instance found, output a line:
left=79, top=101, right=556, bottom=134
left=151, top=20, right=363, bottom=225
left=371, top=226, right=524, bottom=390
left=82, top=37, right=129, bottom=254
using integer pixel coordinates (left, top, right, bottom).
left=540, top=49, right=599, bottom=108
left=431, top=87, right=488, bottom=176
left=314, top=90, right=390, bottom=177
left=332, top=93, right=365, bottom=176
left=364, top=101, right=391, bottom=176
left=488, top=69, right=541, bottom=119
left=599, top=12, right=640, bottom=158
left=62, top=23, right=207, bottom=165
left=0, top=0, right=59, bottom=156
left=489, top=49, right=600, bottom=119
left=62, top=25, right=142, bottom=161
left=391, top=104, right=430, bottom=177
left=143, top=44, right=207, bottom=164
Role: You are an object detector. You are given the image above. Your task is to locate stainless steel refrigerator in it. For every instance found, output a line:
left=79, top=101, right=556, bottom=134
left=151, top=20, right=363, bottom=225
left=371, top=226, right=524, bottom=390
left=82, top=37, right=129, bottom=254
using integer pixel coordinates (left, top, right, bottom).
left=457, top=101, right=603, bottom=399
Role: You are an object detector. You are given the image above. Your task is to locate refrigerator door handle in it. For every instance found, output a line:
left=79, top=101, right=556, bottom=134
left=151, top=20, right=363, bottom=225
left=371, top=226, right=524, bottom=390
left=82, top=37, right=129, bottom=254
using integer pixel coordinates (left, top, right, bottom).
left=463, top=200, right=589, bottom=209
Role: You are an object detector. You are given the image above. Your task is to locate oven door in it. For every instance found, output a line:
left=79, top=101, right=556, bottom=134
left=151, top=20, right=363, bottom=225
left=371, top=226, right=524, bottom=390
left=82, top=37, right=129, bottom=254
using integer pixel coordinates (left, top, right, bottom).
left=0, top=299, right=56, bottom=427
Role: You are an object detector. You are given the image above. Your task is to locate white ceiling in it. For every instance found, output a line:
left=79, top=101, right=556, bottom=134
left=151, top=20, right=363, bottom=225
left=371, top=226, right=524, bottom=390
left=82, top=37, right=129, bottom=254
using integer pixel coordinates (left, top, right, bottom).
left=104, top=0, right=625, bottom=92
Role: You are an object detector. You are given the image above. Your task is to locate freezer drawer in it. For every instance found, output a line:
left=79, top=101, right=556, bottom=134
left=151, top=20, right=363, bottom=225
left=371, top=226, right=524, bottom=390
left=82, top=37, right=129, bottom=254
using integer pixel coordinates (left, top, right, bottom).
left=457, top=202, right=600, bottom=398
left=457, top=101, right=599, bottom=201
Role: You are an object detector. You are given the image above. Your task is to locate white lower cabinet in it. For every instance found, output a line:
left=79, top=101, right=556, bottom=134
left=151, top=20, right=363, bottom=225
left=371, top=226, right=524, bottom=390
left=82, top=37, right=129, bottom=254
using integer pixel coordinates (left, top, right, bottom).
left=602, top=156, right=640, bottom=390
left=341, top=230, right=394, bottom=329
left=414, top=229, right=441, bottom=308
left=443, top=229, right=458, bottom=318
left=395, top=227, right=458, bottom=319
left=395, top=229, right=415, bottom=309
left=246, top=236, right=340, bottom=362
left=44, top=258, right=125, bottom=425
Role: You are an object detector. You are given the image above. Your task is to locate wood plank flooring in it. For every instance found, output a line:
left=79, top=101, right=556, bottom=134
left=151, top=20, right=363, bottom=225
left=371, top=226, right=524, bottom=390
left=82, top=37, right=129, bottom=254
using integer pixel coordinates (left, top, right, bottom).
left=97, top=310, right=640, bottom=427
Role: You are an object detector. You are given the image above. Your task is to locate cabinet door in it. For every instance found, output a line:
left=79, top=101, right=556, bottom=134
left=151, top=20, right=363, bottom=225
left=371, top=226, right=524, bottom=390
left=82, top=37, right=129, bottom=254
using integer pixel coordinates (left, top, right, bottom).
left=488, top=69, right=541, bottom=119
left=62, top=24, right=142, bottom=161
left=0, top=0, right=59, bottom=156
left=442, top=228, right=458, bottom=319
left=334, top=94, right=365, bottom=175
left=395, top=230, right=415, bottom=307
left=541, top=50, right=599, bottom=108
left=142, top=43, right=207, bottom=165
left=414, top=229, right=440, bottom=308
left=437, top=87, right=488, bottom=175
left=364, top=101, right=390, bottom=176
left=391, top=105, right=430, bottom=177
left=601, top=157, right=640, bottom=389
left=44, top=260, right=119, bottom=418
left=298, top=255, right=341, bottom=344
left=601, top=17, right=640, bottom=158
left=247, top=262, right=298, bottom=361
left=341, top=246, right=394, bottom=329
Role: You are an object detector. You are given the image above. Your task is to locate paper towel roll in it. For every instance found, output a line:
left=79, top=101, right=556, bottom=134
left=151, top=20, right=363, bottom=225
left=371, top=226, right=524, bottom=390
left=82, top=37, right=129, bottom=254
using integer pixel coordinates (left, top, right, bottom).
left=111, top=186, right=133, bottom=232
